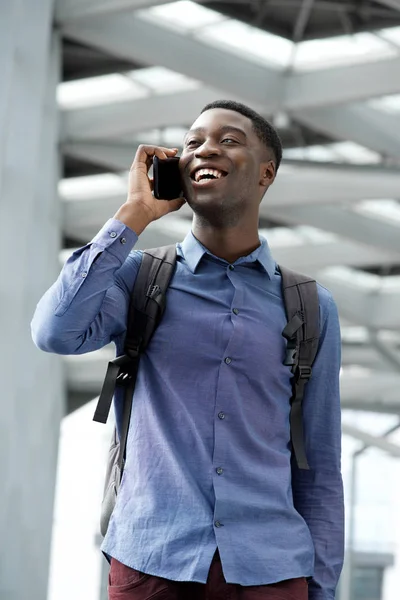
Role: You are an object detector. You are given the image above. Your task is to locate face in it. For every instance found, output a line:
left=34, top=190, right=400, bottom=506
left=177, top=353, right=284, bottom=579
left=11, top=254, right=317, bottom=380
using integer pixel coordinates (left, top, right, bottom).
left=179, top=108, right=275, bottom=227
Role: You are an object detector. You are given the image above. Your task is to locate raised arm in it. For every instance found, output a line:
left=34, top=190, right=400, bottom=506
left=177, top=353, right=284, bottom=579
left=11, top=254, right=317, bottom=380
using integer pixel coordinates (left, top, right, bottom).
left=31, top=145, right=186, bottom=355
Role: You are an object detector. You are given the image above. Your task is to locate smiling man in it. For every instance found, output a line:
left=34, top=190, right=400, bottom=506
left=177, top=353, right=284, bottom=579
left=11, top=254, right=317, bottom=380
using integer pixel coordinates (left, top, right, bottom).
left=32, top=100, right=344, bottom=600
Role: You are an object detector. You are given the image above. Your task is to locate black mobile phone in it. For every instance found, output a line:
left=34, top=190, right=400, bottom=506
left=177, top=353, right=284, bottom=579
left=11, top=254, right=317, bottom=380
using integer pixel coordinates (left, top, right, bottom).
left=153, top=156, right=184, bottom=200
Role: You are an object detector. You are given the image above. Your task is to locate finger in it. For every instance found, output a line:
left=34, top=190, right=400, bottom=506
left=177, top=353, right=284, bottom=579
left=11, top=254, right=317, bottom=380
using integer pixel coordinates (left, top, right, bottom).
left=132, top=145, right=178, bottom=170
left=148, top=176, right=154, bottom=192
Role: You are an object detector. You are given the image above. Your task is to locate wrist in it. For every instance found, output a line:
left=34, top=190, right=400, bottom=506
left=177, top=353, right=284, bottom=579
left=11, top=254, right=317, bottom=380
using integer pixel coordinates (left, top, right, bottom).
left=113, top=202, right=153, bottom=236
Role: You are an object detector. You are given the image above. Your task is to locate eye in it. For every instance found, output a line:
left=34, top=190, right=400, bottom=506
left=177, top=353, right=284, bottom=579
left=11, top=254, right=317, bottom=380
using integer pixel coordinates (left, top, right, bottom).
left=186, top=139, right=200, bottom=147
left=222, top=138, right=238, bottom=144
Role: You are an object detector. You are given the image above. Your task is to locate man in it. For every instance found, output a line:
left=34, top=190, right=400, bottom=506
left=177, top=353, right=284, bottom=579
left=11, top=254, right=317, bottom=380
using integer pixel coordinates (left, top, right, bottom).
left=32, top=100, right=344, bottom=600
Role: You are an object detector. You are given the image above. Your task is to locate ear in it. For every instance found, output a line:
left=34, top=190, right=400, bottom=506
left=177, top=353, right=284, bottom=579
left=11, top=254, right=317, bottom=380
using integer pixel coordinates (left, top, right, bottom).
left=259, top=159, right=276, bottom=188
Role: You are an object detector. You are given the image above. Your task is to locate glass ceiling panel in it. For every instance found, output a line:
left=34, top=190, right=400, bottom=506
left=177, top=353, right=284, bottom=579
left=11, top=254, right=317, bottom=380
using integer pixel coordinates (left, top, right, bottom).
left=292, top=32, right=397, bottom=71
left=369, top=94, right=400, bottom=114
left=59, top=174, right=126, bottom=200
left=138, top=0, right=226, bottom=32
left=379, top=26, right=400, bottom=46
left=58, top=74, right=148, bottom=109
left=354, top=200, right=400, bottom=226
left=284, top=142, right=381, bottom=165
left=264, top=225, right=337, bottom=247
left=131, top=126, right=189, bottom=146
left=139, top=2, right=400, bottom=71
left=198, top=19, right=293, bottom=69
left=129, top=66, right=200, bottom=94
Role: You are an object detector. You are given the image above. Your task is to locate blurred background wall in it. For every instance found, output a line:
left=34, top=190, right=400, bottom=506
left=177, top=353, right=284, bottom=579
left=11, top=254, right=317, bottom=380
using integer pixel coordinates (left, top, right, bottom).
left=2, top=1, right=400, bottom=599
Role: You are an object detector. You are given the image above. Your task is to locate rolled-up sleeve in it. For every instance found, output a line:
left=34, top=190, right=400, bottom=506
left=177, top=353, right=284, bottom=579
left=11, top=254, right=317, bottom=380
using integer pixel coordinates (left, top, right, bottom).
left=292, top=292, right=344, bottom=600
left=31, top=218, right=141, bottom=354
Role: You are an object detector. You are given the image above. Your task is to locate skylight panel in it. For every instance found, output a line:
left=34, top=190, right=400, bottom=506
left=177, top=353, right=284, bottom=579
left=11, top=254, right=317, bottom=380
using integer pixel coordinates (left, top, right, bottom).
left=59, top=174, right=126, bottom=200
left=284, top=142, right=380, bottom=164
left=354, top=199, right=400, bottom=225
left=130, top=66, right=200, bottom=94
left=284, top=145, right=339, bottom=162
left=132, top=126, right=189, bottom=147
left=379, top=26, right=400, bottom=46
left=199, top=19, right=293, bottom=68
left=138, top=0, right=226, bottom=32
left=262, top=225, right=336, bottom=247
left=329, top=142, right=381, bottom=164
left=293, top=32, right=396, bottom=71
left=369, top=94, right=400, bottom=114
left=57, top=74, right=148, bottom=109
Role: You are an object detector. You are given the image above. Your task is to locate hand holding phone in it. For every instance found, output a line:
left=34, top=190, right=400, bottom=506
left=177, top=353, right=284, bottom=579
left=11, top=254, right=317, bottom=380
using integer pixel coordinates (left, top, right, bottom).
left=153, top=156, right=184, bottom=200
left=114, top=145, right=186, bottom=234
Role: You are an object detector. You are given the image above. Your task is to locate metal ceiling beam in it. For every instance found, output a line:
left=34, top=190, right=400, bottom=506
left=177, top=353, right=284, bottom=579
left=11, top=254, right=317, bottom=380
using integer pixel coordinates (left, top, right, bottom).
left=56, top=0, right=176, bottom=23
left=63, top=141, right=140, bottom=170
left=374, top=0, right=400, bottom=11
left=61, top=93, right=400, bottom=164
left=341, top=423, right=400, bottom=456
left=315, top=268, right=400, bottom=330
left=340, top=370, right=400, bottom=413
left=61, top=162, right=400, bottom=255
left=285, top=57, right=400, bottom=110
left=341, top=345, right=396, bottom=371
left=60, top=144, right=400, bottom=208
left=60, top=12, right=284, bottom=109
left=63, top=350, right=400, bottom=413
left=293, top=104, right=400, bottom=159
left=60, top=216, right=398, bottom=273
left=368, top=330, right=400, bottom=371
left=60, top=11, right=400, bottom=111
left=61, top=89, right=233, bottom=142
left=266, top=204, right=400, bottom=256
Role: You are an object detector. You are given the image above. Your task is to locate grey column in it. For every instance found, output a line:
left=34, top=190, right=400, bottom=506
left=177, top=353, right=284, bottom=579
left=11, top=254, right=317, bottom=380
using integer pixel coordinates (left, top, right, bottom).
left=0, top=2, right=65, bottom=600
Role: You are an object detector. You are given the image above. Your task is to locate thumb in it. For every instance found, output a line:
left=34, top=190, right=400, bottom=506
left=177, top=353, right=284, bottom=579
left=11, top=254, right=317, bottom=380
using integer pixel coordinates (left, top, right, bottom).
left=169, top=197, right=187, bottom=213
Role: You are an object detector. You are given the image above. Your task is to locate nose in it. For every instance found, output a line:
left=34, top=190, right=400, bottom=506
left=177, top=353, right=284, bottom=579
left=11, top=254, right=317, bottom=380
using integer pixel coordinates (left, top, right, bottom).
left=194, top=138, right=221, bottom=158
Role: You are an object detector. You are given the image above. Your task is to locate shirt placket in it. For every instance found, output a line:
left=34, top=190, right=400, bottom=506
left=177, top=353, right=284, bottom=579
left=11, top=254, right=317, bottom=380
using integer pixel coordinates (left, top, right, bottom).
left=212, top=263, right=245, bottom=533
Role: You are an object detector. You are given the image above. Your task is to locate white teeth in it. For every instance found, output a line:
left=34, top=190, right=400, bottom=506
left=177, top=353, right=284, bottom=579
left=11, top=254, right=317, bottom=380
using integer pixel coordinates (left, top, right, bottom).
left=194, top=168, right=224, bottom=183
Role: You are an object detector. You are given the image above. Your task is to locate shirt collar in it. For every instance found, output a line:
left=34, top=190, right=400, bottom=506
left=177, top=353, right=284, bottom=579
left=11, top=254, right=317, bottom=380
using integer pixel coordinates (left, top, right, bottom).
left=177, top=230, right=276, bottom=279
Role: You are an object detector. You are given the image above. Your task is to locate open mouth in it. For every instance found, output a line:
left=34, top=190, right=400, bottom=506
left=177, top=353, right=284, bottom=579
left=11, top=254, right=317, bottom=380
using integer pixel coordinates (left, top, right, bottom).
left=191, top=168, right=228, bottom=185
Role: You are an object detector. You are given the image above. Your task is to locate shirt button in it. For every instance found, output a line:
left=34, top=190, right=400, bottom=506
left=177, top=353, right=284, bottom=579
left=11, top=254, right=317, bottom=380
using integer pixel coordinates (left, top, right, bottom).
left=232, top=308, right=239, bottom=315
left=228, top=265, right=234, bottom=271
left=214, top=520, right=223, bottom=528
left=216, top=467, right=223, bottom=475
left=218, top=412, right=225, bottom=420
left=81, top=272, right=87, bottom=278
left=110, top=231, right=117, bottom=238
left=224, top=357, right=232, bottom=365
left=120, top=237, right=127, bottom=244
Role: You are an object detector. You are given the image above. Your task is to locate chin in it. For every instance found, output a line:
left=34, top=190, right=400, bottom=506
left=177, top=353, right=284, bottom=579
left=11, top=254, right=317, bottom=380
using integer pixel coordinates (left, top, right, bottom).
left=190, top=198, right=243, bottom=229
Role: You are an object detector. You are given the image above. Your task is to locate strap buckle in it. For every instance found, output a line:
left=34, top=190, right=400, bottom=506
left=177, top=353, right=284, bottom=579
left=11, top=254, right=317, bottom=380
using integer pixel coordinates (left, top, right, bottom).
left=284, top=346, right=298, bottom=367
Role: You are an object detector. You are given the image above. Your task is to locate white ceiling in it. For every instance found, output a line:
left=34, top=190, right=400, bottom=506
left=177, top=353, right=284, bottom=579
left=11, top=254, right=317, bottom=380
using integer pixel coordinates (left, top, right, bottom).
left=54, top=0, right=400, bottom=431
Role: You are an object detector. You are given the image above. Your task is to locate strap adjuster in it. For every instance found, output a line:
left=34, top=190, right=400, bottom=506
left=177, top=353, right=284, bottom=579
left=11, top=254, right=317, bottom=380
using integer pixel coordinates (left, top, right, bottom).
left=297, top=365, right=312, bottom=380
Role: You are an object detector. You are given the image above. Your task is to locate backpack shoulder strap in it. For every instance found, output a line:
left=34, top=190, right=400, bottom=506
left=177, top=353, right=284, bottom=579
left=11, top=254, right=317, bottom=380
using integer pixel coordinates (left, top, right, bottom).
left=93, top=244, right=177, bottom=425
left=125, top=244, right=177, bottom=357
left=279, top=265, right=320, bottom=470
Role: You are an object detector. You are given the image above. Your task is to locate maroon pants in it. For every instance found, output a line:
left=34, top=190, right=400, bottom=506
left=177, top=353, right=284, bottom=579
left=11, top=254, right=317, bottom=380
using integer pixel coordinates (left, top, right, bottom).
left=108, top=551, right=308, bottom=600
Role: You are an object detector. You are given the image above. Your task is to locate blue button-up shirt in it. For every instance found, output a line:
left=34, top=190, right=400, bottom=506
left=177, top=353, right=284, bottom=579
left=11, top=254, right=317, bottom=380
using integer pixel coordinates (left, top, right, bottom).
left=31, top=218, right=344, bottom=600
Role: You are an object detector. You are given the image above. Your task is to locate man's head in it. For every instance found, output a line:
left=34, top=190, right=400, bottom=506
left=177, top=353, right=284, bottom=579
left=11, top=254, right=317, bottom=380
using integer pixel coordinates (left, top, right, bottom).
left=179, top=100, right=282, bottom=228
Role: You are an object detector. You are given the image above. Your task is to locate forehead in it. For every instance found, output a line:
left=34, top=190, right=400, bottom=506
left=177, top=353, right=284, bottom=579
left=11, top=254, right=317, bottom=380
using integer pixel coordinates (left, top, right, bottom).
left=189, top=108, right=255, bottom=138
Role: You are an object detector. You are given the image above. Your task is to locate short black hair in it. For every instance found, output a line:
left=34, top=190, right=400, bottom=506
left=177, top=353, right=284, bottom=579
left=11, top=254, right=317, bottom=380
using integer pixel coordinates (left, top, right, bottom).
left=201, top=100, right=282, bottom=172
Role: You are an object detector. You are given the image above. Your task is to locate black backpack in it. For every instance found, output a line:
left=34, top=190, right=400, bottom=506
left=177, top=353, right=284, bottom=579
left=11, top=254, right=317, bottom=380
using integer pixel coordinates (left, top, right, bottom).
left=93, top=245, right=319, bottom=537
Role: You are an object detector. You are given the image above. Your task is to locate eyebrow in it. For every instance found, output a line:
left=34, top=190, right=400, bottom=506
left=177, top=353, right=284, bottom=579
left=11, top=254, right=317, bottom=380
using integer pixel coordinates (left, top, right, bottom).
left=183, top=125, right=248, bottom=144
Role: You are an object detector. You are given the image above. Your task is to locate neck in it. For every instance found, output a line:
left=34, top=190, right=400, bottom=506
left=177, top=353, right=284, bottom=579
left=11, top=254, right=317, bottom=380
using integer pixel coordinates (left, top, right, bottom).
left=191, top=216, right=261, bottom=264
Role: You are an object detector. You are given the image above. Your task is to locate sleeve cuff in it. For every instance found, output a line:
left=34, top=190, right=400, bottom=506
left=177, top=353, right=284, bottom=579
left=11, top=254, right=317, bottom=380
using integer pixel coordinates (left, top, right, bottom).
left=90, top=218, right=138, bottom=262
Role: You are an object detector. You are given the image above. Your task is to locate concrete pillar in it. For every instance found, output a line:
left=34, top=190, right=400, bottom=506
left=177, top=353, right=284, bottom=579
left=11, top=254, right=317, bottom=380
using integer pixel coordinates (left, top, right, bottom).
left=0, top=2, right=65, bottom=599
